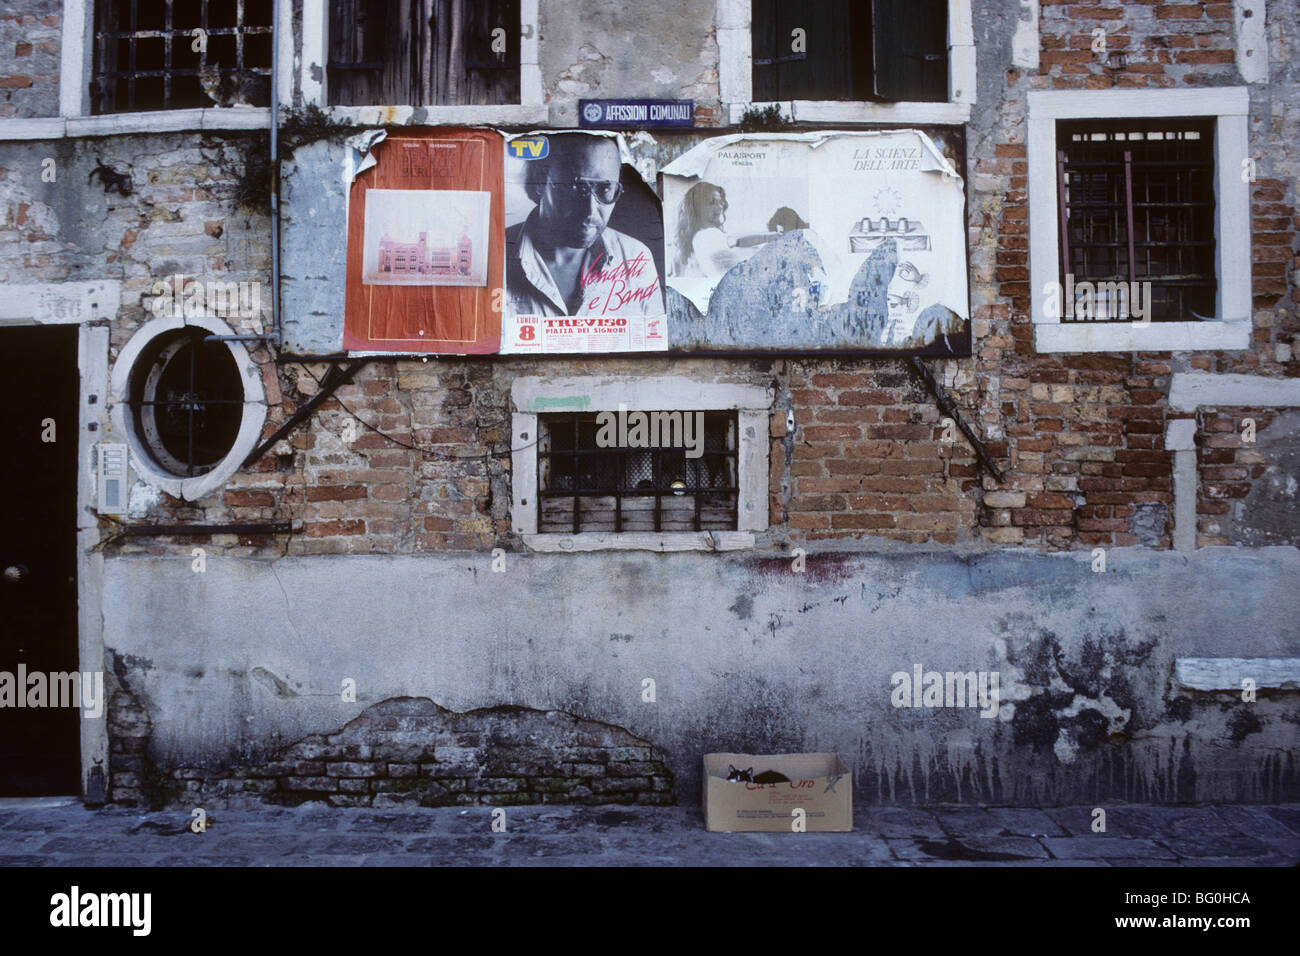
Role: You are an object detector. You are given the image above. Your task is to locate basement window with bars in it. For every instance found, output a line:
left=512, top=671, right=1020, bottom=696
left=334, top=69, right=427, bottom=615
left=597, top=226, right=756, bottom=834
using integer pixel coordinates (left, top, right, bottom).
left=92, top=0, right=273, bottom=113
left=1056, top=119, right=1217, bottom=323
left=752, top=0, right=948, bottom=103
left=328, top=0, right=521, bottom=106
left=536, top=413, right=739, bottom=534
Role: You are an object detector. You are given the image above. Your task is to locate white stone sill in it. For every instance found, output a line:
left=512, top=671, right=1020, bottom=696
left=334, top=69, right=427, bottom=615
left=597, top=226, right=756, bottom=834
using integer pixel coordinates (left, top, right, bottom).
left=727, top=101, right=972, bottom=126
left=0, top=108, right=271, bottom=141
left=1035, top=321, right=1252, bottom=354
left=522, top=532, right=756, bottom=553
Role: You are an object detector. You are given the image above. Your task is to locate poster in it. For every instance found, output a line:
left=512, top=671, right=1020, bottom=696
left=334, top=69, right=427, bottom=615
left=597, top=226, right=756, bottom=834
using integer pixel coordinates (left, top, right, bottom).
left=661, top=130, right=970, bottom=355
left=499, top=131, right=667, bottom=354
left=343, top=128, right=504, bottom=354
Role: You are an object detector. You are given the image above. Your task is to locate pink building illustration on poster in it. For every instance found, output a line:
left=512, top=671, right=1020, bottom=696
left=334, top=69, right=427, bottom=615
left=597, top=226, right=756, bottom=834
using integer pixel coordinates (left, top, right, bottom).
left=377, top=232, right=473, bottom=277
left=361, top=188, right=490, bottom=287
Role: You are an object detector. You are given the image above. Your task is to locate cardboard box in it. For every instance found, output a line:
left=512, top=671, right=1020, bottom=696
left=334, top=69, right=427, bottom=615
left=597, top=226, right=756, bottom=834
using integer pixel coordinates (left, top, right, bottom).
left=703, top=753, right=852, bottom=832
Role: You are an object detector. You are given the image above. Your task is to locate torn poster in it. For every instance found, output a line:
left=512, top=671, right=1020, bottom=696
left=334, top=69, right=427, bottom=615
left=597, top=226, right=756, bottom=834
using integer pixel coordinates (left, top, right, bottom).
left=499, top=130, right=667, bottom=354
left=343, top=127, right=504, bottom=354
left=661, top=130, right=970, bottom=355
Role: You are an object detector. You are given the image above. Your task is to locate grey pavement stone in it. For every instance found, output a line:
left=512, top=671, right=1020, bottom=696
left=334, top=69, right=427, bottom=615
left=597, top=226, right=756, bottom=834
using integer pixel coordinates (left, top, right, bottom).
left=1042, top=837, right=1178, bottom=860
left=1163, top=836, right=1294, bottom=861
left=934, top=808, right=1066, bottom=838
left=1261, top=805, right=1300, bottom=836
left=858, top=807, right=945, bottom=839
left=0, top=803, right=1294, bottom=865
left=1214, top=805, right=1300, bottom=842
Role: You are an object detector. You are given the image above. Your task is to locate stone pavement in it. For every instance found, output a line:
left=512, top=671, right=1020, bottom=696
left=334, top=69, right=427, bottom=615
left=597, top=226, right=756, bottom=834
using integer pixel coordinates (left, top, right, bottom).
left=0, top=798, right=1297, bottom=866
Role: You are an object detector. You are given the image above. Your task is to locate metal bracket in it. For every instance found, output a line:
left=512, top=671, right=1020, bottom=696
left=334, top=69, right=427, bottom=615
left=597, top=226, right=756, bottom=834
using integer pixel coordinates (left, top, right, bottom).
left=242, top=359, right=368, bottom=468
left=907, top=357, right=1004, bottom=483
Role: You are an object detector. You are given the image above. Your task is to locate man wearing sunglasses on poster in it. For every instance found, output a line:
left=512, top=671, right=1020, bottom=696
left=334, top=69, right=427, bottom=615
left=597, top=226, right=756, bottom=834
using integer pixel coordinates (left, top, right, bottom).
left=506, top=133, right=663, bottom=320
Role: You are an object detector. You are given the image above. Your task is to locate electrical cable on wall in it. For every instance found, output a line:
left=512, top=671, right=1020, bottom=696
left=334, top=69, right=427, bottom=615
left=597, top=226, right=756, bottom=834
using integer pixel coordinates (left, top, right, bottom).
left=291, top=361, right=542, bottom=461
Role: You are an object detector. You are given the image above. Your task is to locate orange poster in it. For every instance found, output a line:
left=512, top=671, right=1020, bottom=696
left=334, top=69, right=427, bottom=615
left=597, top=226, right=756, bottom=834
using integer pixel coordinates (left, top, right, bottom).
left=343, top=127, right=504, bottom=354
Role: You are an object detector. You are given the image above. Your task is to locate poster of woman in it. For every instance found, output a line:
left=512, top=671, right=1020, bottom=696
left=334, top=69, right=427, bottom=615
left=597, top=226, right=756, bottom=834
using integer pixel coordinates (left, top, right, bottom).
left=661, top=130, right=969, bottom=355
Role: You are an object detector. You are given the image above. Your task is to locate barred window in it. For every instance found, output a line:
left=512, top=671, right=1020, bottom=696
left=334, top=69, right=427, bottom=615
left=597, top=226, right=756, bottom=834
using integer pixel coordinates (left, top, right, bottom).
left=1056, top=119, right=1217, bottom=322
left=537, top=412, right=738, bottom=534
left=92, top=1, right=273, bottom=113
left=127, top=327, right=245, bottom=478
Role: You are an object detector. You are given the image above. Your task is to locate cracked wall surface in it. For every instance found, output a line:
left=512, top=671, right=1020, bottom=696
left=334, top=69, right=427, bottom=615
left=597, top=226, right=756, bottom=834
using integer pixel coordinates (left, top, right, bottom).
left=105, top=695, right=674, bottom=809
left=103, top=548, right=1300, bottom=806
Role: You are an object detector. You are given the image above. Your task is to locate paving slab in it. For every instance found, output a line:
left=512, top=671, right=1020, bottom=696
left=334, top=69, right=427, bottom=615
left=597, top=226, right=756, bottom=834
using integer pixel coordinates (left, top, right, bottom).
left=1041, top=837, right=1178, bottom=861
left=0, top=803, right=1294, bottom=866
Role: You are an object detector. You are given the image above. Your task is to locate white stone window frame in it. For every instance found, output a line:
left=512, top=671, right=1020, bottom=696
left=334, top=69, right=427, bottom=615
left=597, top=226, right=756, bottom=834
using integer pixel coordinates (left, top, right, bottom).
left=1027, top=88, right=1253, bottom=354
left=0, top=0, right=277, bottom=141
left=298, top=0, right=547, bottom=126
left=1164, top=372, right=1300, bottom=552
left=716, top=0, right=976, bottom=126
left=109, top=314, right=267, bottom=501
left=511, top=376, right=772, bottom=552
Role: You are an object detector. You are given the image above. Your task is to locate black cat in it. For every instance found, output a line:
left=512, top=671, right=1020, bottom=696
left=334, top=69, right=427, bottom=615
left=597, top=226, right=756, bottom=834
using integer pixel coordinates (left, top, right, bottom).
left=726, top=764, right=790, bottom=784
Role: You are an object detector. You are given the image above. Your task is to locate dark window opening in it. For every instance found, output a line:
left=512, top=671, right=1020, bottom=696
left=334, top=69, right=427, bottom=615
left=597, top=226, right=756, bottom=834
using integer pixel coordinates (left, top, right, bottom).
left=93, top=0, right=273, bottom=113
left=1057, top=119, right=1217, bottom=323
left=752, top=0, right=947, bottom=103
left=537, top=412, right=738, bottom=534
left=128, top=329, right=244, bottom=477
left=328, top=0, right=521, bottom=107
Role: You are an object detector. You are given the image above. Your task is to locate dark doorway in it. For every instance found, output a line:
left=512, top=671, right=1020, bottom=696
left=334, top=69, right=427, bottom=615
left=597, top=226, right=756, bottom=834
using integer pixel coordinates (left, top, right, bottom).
left=0, top=325, right=81, bottom=795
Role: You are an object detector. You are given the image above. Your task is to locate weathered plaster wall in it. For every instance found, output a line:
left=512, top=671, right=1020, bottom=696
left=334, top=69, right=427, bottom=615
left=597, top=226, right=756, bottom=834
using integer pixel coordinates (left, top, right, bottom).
left=537, top=0, right=723, bottom=127
left=103, top=547, right=1300, bottom=806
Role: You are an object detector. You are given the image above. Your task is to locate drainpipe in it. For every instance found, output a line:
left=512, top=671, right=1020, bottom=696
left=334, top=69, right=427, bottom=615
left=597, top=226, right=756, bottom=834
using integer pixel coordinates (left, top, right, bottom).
left=207, top=0, right=282, bottom=349
left=270, top=0, right=282, bottom=350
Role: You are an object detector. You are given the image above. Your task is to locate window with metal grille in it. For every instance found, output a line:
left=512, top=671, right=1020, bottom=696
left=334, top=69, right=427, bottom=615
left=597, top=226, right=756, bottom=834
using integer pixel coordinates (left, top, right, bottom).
left=537, top=413, right=739, bottom=534
left=1056, top=119, right=1217, bottom=323
left=328, top=0, right=521, bottom=107
left=92, top=1, right=273, bottom=113
left=751, top=0, right=947, bottom=103
left=127, top=328, right=245, bottom=477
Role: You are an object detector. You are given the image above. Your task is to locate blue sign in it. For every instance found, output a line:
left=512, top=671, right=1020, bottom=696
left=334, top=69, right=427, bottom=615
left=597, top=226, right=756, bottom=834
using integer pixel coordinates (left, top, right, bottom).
left=578, top=99, right=694, bottom=129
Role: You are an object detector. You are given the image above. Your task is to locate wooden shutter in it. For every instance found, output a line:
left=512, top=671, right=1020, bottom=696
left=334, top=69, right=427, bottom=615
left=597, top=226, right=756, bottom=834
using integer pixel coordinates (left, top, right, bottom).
left=752, top=0, right=780, bottom=101
left=754, top=0, right=860, bottom=102
left=328, top=0, right=390, bottom=106
left=871, top=0, right=948, bottom=102
left=329, top=0, right=519, bottom=106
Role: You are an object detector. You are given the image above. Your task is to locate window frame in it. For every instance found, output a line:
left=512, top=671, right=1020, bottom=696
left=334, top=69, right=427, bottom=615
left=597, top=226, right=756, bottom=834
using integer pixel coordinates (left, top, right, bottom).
left=1027, top=88, right=1253, bottom=354
left=717, top=0, right=975, bottom=126
left=511, top=376, right=772, bottom=552
left=109, top=315, right=268, bottom=501
left=19, top=0, right=275, bottom=139
left=301, top=0, right=546, bottom=125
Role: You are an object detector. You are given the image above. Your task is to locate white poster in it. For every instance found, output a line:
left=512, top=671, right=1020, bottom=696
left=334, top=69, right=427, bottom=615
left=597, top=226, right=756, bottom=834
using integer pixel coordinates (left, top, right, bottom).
left=661, top=130, right=968, bottom=352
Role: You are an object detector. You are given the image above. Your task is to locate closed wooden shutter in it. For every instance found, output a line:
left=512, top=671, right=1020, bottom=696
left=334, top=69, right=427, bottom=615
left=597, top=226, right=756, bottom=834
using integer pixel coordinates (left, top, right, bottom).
left=752, top=0, right=876, bottom=102
left=328, top=0, right=519, bottom=106
left=871, top=0, right=948, bottom=102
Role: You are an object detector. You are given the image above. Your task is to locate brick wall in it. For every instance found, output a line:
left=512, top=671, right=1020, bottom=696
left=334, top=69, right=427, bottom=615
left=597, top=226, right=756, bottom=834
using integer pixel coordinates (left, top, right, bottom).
left=1039, top=0, right=1237, bottom=89
left=109, top=696, right=675, bottom=809
left=971, top=0, right=1299, bottom=552
left=0, top=0, right=1294, bottom=564
left=0, top=7, right=60, bottom=119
